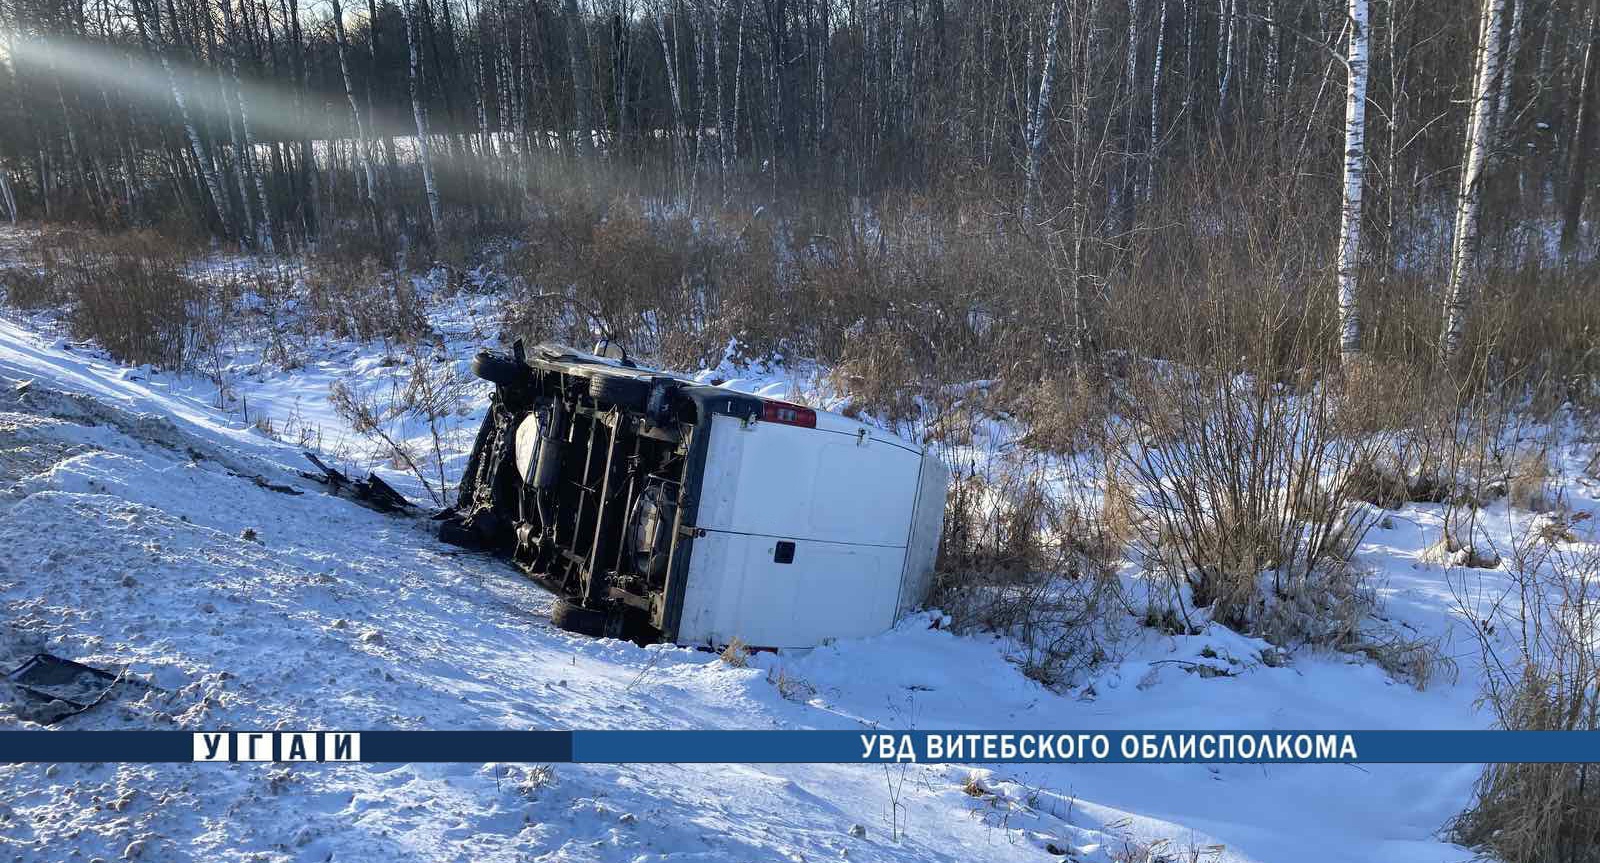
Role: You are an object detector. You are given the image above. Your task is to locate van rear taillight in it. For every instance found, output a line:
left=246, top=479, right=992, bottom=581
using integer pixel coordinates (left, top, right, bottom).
left=762, top=400, right=817, bottom=428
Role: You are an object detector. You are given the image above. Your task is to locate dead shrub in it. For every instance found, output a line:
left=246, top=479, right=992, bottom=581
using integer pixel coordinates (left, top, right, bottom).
left=1344, top=456, right=1413, bottom=510
left=504, top=192, right=743, bottom=368
left=327, top=347, right=472, bottom=507
left=0, top=267, right=59, bottom=310
left=3, top=229, right=223, bottom=370
left=826, top=331, right=928, bottom=427
left=1115, top=362, right=1380, bottom=641
left=1449, top=528, right=1600, bottom=863
left=1007, top=371, right=1112, bottom=455
left=303, top=255, right=431, bottom=343
left=69, top=256, right=206, bottom=369
left=1506, top=447, right=1558, bottom=513
left=718, top=636, right=750, bottom=667
left=766, top=667, right=816, bottom=702
left=935, top=461, right=1127, bottom=688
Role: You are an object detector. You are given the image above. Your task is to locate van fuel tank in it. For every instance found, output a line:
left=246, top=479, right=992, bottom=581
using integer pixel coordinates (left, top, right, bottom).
left=514, top=405, right=563, bottom=488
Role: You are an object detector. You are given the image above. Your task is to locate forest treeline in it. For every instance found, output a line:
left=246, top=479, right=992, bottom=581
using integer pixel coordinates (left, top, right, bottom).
left=0, top=0, right=1596, bottom=368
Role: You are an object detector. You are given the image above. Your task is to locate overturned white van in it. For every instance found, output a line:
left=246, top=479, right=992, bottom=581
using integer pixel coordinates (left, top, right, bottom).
left=439, top=342, right=948, bottom=650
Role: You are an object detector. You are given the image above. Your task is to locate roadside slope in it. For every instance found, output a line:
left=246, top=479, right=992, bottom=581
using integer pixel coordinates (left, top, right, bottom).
left=0, top=314, right=1491, bottom=863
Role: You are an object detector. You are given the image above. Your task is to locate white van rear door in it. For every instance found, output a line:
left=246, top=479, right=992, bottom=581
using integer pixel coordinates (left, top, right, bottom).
left=675, top=413, right=923, bottom=648
left=694, top=414, right=921, bottom=547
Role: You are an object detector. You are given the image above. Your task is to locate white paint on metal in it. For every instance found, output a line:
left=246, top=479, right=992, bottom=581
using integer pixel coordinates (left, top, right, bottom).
left=675, top=413, right=941, bottom=648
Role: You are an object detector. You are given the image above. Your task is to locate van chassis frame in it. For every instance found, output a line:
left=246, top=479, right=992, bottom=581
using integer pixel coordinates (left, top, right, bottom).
left=440, top=344, right=764, bottom=644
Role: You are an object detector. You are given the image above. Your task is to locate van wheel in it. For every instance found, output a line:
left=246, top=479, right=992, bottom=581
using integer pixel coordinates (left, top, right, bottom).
left=550, top=598, right=606, bottom=637
left=472, top=351, right=526, bottom=386
left=587, top=373, right=649, bottom=410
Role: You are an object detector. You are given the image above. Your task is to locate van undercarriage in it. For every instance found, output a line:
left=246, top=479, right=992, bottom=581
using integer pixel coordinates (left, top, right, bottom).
left=440, top=343, right=764, bottom=642
left=440, top=343, right=947, bottom=649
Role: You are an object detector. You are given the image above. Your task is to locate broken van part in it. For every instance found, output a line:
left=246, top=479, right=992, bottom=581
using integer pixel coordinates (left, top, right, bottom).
left=6, top=653, right=147, bottom=724
left=438, top=342, right=948, bottom=650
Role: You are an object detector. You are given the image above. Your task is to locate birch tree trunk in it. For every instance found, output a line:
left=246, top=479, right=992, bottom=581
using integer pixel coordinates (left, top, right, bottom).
left=1495, top=0, right=1523, bottom=141
left=731, top=0, right=746, bottom=165
left=469, top=0, right=489, bottom=159
left=562, top=0, right=597, bottom=158
left=212, top=9, right=255, bottom=244
left=1264, top=0, right=1279, bottom=101
left=236, top=71, right=274, bottom=252
left=1336, top=0, right=1369, bottom=359
left=331, top=0, right=381, bottom=219
left=1, top=23, right=20, bottom=224
left=1146, top=0, right=1166, bottom=199
left=711, top=0, right=728, bottom=172
left=1023, top=0, right=1061, bottom=221
left=1440, top=0, right=1508, bottom=361
left=153, top=3, right=230, bottom=237
left=400, top=0, right=443, bottom=235
left=220, top=0, right=274, bottom=252
left=1562, top=0, right=1599, bottom=254
left=654, top=2, right=689, bottom=184
left=0, top=169, right=16, bottom=224
left=1218, top=0, right=1235, bottom=116
left=1123, top=0, right=1141, bottom=209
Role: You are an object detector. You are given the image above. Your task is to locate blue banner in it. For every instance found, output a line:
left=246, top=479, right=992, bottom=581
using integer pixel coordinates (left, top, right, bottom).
left=1, top=730, right=1596, bottom=764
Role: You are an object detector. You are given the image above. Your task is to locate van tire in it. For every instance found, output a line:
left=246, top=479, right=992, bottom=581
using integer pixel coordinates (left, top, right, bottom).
left=587, top=373, right=649, bottom=410
left=550, top=598, right=607, bottom=637
left=472, top=351, right=525, bottom=386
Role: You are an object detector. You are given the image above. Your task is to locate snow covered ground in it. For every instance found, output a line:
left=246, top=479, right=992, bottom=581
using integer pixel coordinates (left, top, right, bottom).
left=2, top=243, right=1595, bottom=862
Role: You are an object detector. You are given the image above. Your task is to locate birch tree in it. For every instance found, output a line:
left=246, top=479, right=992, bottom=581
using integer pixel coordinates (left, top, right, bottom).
left=330, top=0, right=380, bottom=218
left=1123, top=0, right=1141, bottom=208
left=1146, top=0, right=1166, bottom=198
left=1440, top=0, right=1508, bottom=362
left=728, top=0, right=745, bottom=166
left=0, top=0, right=1594, bottom=268
left=1218, top=0, right=1236, bottom=117
left=0, top=22, right=16, bottom=225
left=400, top=0, right=443, bottom=234
left=1335, top=0, right=1369, bottom=358
left=562, top=0, right=597, bottom=158
left=0, top=167, right=15, bottom=225
left=1494, top=0, right=1523, bottom=145
left=150, top=0, right=230, bottom=237
left=221, top=0, right=274, bottom=252
left=1562, top=0, right=1599, bottom=253
left=1023, top=0, right=1062, bottom=221
left=652, top=0, right=689, bottom=183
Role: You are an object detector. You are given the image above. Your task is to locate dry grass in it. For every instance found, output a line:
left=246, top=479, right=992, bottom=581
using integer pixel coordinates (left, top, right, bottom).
left=0, top=267, right=58, bottom=310
left=24, top=229, right=213, bottom=371
left=302, top=254, right=431, bottom=344
left=1449, top=529, right=1600, bottom=863
left=0, top=179, right=1590, bottom=705
left=718, top=636, right=750, bottom=668
left=934, top=458, right=1128, bottom=688
left=1506, top=447, right=1559, bottom=513
left=765, top=666, right=816, bottom=702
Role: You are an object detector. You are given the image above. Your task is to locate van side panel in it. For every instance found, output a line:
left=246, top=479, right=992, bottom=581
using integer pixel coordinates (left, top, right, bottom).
left=694, top=415, right=920, bottom=546
left=676, top=532, right=906, bottom=647
left=896, top=454, right=950, bottom=618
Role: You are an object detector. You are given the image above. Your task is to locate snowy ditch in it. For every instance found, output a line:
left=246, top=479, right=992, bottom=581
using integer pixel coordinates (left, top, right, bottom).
left=0, top=239, right=1597, bottom=861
